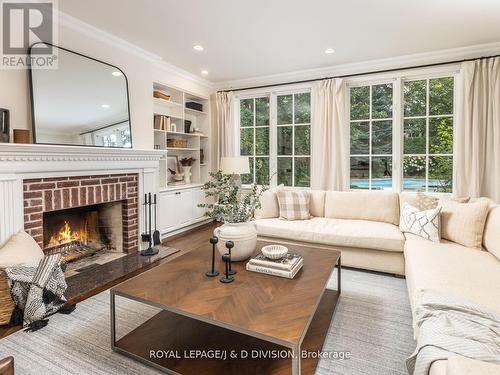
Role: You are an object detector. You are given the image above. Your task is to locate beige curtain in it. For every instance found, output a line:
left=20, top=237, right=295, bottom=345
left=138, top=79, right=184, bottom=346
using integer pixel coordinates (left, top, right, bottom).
left=311, top=78, right=349, bottom=190
left=214, top=91, right=235, bottom=170
left=455, top=57, right=500, bottom=202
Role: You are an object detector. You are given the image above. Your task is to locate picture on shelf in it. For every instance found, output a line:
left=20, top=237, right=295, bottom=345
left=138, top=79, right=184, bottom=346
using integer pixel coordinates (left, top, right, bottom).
left=166, top=155, right=182, bottom=183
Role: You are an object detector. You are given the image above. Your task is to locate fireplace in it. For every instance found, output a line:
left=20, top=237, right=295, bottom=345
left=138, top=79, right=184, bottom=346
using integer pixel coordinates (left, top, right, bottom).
left=23, top=173, right=139, bottom=274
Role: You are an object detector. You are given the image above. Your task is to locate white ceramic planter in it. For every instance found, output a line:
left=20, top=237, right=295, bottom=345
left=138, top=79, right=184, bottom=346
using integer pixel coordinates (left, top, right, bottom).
left=214, top=222, right=257, bottom=261
left=182, top=166, right=192, bottom=184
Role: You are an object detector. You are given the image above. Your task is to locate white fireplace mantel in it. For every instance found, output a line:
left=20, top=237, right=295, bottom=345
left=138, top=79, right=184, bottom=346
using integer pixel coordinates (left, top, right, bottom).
left=0, top=143, right=166, bottom=247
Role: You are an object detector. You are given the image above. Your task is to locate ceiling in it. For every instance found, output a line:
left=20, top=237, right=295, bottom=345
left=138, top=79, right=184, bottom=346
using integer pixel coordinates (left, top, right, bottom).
left=59, top=0, right=500, bottom=84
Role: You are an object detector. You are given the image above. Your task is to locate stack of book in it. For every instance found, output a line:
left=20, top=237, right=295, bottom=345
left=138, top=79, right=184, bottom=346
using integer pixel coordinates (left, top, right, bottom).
left=154, top=115, right=171, bottom=130
left=246, top=253, right=303, bottom=279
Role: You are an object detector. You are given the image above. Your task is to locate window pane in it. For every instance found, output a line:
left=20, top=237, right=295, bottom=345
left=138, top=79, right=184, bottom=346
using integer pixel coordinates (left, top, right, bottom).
left=277, top=126, right=292, bottom=155
left=277, top=95, right=293, bottom=125
left=429, top=156, right=452, bottom=193
left=241, top=159, right=254, bottom=184
left=429, top=77, right=454, bottom=116
left=240, top=128, right=253, bottom=156
left=372, top=120, right=392, bottom=154
left=278, top=157, right=292, bottom=186
left=404, top=80, right=426, bottom=117
left=350, top=121, right=369, bottom=154
left=372, top=84, right=393, bottom=119
left=350, top=86, right=370, bottom=120
left=350, top=156, right=369, bottom=189
left=403, top=156, right=426, bottom=191
left=255, top=157, right=269, bottom=185
left=294, top=125, right=310, bottom=155
left=294, top=92, right=311, bottom=124
left=255, top=127, right=269, bottom=155
left=372, top=157, right=392, bottom=189
left=240, top=99, right=254, bottom=127
left=255, top=97, right=269, bottom=126
left=404, top=118, right=426, bottom=154
left=429, top=117, right=453, bottom=154
left=294, top=157, right=310, bottom=187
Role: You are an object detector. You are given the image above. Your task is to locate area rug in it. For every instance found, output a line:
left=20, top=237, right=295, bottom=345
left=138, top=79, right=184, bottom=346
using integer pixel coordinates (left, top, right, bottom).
left=0, top=268, right=415, bottom=375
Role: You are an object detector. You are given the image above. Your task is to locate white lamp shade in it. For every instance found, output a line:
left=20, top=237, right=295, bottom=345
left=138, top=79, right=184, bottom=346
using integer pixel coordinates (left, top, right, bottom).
left=220, top=156, right=250, bottom=175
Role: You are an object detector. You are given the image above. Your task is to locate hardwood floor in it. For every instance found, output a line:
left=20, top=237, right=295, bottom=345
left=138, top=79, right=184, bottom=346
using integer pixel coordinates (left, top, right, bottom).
left=0, top=222, right=218, bottom=339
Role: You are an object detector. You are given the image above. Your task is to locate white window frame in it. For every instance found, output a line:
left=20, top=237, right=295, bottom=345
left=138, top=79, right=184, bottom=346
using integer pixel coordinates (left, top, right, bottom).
left=236, top=85, right=312, bottom=188
left=345, top=64, right=459, bottom=194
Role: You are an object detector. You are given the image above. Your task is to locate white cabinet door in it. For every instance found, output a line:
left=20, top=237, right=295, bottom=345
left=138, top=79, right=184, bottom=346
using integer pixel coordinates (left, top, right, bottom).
left=178, top=190, right=193, bottom=226
left=158, top=191, right=178, bottom=233
left=192, top=188, right=207, bottom=221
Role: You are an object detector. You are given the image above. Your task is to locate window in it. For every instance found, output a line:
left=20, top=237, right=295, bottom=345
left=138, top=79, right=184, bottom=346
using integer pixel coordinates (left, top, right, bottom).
left=239, top=97, right=270, bottom=185
left=348, top=74, right=455, bottom=193
left=349, top=83, right=393, bottom=190
left=403, top=77, right=454, bottom=193
left=276, top=93, right=311, bottom=187
left=239, top=91, right=311, bottom=187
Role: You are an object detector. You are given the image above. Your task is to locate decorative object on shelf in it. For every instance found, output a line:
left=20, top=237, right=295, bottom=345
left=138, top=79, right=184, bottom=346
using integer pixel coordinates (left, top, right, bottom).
left=205, top=236, right=220, bottom=277
left=13, top=129, right=30, bottom=144
left=184, top=119, right=192, bottom=133
left=167, top=138, right=188, bottom=148
left=154, top=115, right=170, bottom=130
left=140, top=193, right=159, bottom=256
left=261, top=244, right=288, bottom=260
left=199, top=169, right=268, bottom=261
left=220, top=253, right=234, bottom=283
left=200, top=149, right=205, bottom=164
left=180, top=157, right=196, bottom=184
left=186, top=101, right=203, bottom=112
left=225, top=240, right=236, bottom=275
left=170, top=123, right=177, bottom=132
left=0, top=108, right=9, bottom=143
left=153, top=90, right=171, bottom=101
left=166, top=155, right=184, bottom=183
left=191, top=128, right=205, bottom=136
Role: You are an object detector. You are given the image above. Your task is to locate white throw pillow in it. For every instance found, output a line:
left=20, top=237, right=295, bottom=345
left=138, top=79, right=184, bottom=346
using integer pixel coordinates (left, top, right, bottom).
left=277, top=190, right=311, bottom=221
left=399, top=203, right=441, bottom=242
left=254, top=185, right=283, bottom=220
left=0, top=231, right=44, bottom=268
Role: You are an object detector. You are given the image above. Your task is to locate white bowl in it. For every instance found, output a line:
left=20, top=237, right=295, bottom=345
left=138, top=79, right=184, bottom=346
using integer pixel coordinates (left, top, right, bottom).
left=261, top=244, right=288, bottom=260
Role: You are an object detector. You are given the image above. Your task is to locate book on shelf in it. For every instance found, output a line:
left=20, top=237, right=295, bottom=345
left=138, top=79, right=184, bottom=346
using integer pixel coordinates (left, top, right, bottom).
left=246, top=258, right=303, bottom=279
left=154, top=115, right=170, bottom=131
left=248, top=253, right=302, bottom=271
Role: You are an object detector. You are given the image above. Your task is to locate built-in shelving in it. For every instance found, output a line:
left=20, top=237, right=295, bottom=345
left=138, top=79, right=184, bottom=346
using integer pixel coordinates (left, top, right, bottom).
left=152, top=82, right=211, bottom=190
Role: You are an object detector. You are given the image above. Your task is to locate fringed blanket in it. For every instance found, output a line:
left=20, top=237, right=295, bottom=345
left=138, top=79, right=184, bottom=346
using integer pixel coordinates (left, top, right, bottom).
left=406, top=289, right=500, bottom=375
left=5, top=254, right=68, bottom=330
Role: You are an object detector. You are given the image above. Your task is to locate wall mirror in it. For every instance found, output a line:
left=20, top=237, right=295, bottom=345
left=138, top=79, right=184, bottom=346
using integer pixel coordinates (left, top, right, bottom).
left=29, top=43, right=132, bottom=148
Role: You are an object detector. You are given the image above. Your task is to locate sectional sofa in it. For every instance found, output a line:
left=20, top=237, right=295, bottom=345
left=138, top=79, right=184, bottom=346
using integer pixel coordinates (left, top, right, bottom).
left=253, top=189, right=500, bottom=374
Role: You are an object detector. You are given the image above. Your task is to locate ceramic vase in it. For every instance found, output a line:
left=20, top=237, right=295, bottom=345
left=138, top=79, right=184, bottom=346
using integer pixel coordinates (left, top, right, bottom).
left=182, top=166, right=192, bottom=184
left=214, top=222, right=257, bottom=261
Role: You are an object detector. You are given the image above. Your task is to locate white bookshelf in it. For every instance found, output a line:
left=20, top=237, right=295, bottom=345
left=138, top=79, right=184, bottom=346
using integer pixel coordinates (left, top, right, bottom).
left=153, top=82, right=211, bottom=190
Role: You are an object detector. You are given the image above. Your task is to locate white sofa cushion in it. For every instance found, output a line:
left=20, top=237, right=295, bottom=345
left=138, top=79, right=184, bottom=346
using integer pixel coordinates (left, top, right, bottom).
left=325, top=191, right=400, bottom=225
left=483, top=205, right=500, bottom=261
left=254, top=217, right=405, bottom=252
left=447, top=355, right=500, bottom=375
left=404, top=238, right=500, bottom=316
left=254, top=185, right=283, bottom=220
left=0, top=231, right=44, bottom=268
left=309, top=190, right=326, bottom=217
left=440, top=199, right=490, bottom=249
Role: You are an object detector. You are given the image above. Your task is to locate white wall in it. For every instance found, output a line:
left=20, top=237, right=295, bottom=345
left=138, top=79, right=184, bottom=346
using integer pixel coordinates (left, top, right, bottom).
left=0, top=14, right=214, bottom=150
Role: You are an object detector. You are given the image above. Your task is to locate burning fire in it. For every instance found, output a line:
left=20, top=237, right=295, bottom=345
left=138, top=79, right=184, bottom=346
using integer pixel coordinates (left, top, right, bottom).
left=47, top=221, right=88, bottom=247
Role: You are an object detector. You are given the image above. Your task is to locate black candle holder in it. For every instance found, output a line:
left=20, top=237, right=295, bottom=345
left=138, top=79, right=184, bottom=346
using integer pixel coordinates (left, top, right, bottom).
left=220, top=253, right=234, bottom=283
left=226, top=240, right=237, bottom=276
left=205, top=236, right=219, bottom=277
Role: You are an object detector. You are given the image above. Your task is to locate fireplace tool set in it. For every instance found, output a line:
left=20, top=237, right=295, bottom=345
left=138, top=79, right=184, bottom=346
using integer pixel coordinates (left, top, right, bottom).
left=141, top=193, right=160, bottom=256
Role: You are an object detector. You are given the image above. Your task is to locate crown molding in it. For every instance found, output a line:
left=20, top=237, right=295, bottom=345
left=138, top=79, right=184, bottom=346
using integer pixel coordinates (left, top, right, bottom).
left=57, top=10, right=215, bottom=90
left=215, top=41, right=500, bottom=91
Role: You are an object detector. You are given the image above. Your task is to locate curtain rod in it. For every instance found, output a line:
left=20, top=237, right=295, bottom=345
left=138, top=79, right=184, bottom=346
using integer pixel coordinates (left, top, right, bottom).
left=218, top=54, right=500, bottom=93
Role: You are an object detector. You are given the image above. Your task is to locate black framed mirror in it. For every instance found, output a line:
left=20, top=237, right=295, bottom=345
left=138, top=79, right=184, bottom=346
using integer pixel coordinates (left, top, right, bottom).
left=29, top=43, right=132, bottom=148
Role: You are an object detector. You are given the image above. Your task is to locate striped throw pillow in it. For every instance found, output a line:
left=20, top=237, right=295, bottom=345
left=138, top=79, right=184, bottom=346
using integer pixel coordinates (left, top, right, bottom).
left=276, top=190, right=311, bottom=221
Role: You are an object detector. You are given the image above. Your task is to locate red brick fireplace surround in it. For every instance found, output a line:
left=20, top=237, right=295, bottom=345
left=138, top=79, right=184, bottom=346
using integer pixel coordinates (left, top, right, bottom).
left=23, top=173, right=139, bottom=253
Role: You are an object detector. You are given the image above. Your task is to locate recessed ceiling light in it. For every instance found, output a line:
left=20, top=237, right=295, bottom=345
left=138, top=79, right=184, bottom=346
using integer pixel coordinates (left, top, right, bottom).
left=193, top=45, right=204, bottom=51
left=111, top=71, right=123, bottom=77
left=324, top=48, right=335, bottom=54
left=201, top=70, right=208, bottom=75
left=101, top=104, right=110, bottom=108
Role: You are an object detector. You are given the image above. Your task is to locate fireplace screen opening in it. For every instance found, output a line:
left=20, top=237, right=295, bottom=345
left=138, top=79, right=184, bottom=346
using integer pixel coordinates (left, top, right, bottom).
left=43, top=202, right=123, bottom=263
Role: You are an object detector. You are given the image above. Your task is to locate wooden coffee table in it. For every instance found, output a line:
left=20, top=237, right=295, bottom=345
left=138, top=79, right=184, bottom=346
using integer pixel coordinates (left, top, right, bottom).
left=111, top=241, right=341, bottom=375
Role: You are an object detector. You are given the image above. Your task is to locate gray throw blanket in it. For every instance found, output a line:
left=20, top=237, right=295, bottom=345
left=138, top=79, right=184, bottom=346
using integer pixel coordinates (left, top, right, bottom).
left=406, top=289, right=500, bottom=375
left=5, top=254, right=67, bottom=327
